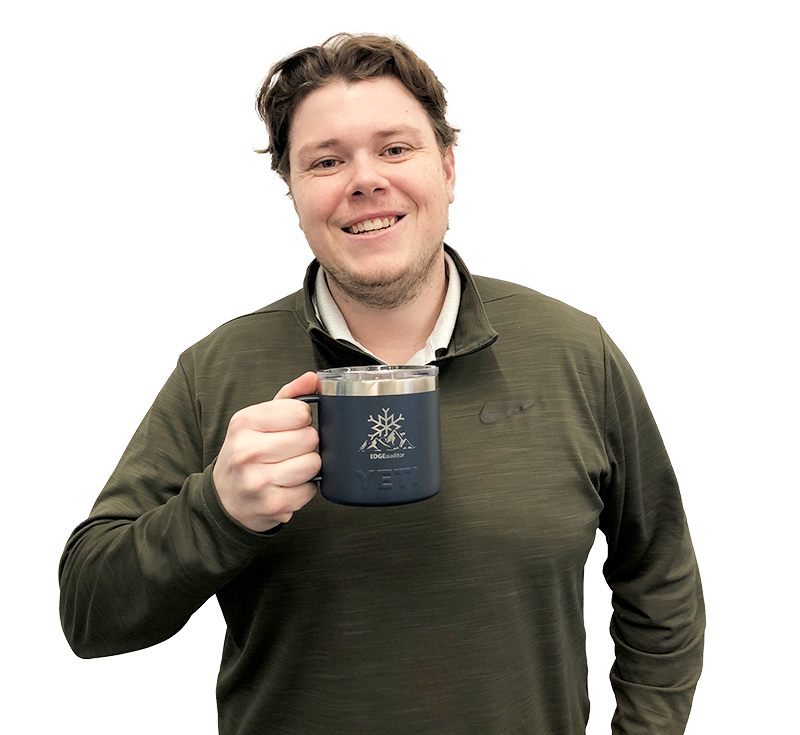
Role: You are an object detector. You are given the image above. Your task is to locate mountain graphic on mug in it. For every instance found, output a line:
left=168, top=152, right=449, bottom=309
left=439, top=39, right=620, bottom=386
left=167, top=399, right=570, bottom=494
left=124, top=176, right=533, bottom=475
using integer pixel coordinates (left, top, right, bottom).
left=358, top=408, right=416, bottom=452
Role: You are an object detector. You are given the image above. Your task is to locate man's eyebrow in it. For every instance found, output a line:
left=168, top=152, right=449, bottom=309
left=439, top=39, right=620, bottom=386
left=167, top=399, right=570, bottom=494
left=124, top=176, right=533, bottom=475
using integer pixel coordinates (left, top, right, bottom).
left=296, top=138, right=341, bottom=161
left=374, top=126, right=426, bottom=142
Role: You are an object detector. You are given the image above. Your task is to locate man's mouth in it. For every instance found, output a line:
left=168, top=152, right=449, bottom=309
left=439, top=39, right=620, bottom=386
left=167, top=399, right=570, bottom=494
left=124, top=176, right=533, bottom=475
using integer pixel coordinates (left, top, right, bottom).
left=343, top=215, right=404, bottom=235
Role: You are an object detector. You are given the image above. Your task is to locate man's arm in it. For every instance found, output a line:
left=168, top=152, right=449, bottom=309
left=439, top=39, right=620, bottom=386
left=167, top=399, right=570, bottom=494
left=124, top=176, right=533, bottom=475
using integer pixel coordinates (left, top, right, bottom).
left=58, top=366, right=319, bottom=658
left=598, top=328, right=705, bottom=734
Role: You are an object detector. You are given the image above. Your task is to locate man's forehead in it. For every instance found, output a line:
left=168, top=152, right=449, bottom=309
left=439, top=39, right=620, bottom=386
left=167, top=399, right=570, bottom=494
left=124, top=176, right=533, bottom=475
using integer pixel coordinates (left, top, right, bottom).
left=289, top=78, right=434, bottom=156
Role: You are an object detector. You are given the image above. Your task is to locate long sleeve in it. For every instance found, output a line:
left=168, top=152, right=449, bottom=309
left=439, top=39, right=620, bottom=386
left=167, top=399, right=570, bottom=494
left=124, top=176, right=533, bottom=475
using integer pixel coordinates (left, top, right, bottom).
left=598, top=328, right=705, bottom=733
left=58, top=361, right=271, bottom=659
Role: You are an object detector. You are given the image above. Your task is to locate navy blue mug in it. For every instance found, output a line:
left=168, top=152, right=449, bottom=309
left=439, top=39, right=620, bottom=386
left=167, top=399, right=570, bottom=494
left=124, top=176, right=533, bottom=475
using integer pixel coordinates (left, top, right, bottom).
left=297, top=366, right=440, bottom=506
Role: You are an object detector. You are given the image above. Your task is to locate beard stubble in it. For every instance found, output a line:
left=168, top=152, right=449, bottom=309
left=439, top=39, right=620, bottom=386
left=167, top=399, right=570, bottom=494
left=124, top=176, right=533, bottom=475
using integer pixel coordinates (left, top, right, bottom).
left=320, top=241, right=444, bottom=311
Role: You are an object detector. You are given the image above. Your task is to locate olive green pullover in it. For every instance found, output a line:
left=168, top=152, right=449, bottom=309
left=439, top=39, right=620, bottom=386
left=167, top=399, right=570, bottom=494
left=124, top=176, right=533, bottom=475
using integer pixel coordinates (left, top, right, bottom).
left=59, top=246, right=704, bottom=734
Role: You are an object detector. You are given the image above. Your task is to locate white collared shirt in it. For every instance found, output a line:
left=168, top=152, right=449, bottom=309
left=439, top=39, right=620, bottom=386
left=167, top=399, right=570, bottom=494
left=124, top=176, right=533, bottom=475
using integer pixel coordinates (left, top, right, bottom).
left=312, top=251, right=461, bottom=365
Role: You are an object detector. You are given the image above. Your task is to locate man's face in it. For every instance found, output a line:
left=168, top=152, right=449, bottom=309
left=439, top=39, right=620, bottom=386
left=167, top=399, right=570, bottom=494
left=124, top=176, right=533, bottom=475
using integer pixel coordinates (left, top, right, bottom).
left=288, top=77, right=455, bottom=309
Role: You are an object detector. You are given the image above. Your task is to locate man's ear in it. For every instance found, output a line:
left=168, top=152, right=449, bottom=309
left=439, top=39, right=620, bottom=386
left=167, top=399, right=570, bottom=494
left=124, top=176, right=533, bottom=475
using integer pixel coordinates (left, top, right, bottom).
left=444, top=147, right=456, bottom=204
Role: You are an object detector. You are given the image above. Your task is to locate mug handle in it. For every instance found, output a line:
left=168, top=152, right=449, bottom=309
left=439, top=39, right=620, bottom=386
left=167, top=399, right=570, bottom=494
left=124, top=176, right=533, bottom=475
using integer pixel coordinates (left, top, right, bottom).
left=294, top=394, right=321, bottom=483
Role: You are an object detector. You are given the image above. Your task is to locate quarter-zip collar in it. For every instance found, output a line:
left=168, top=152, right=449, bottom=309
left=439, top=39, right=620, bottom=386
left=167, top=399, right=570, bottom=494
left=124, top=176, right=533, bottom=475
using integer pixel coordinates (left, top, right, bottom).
left=298, top=244, right=498, bottom=365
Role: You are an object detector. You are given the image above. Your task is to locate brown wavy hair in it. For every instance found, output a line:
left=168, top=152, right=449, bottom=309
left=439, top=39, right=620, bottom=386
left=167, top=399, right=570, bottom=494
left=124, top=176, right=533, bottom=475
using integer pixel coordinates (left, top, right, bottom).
left=255, top=33, right=459, bottom=188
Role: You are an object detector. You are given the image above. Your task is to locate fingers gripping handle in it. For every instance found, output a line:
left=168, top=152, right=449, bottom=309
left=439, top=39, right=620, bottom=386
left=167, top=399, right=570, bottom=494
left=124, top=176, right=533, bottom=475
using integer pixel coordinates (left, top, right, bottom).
left=294, top=394, right=321, bottom=483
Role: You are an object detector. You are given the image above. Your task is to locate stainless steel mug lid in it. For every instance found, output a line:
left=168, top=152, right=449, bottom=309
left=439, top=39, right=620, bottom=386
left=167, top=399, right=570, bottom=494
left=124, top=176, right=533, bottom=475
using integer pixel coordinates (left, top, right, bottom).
left=316, top=365, right=438, bottom=396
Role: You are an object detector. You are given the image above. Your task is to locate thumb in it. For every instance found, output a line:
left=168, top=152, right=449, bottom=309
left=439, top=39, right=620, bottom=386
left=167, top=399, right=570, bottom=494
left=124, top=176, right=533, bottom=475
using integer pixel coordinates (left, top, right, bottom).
left=273, top=371, right=318, bottom=400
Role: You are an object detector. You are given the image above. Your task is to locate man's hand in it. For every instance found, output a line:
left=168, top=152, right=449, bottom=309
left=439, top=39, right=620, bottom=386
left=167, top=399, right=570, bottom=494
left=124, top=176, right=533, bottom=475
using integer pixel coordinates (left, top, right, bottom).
left=213, top=372, right=321, bottom=532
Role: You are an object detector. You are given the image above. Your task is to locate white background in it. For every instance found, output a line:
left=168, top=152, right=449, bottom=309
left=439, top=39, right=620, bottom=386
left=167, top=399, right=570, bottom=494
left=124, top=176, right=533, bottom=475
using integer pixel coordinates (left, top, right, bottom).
left=2, top=1, right=798, bottom=732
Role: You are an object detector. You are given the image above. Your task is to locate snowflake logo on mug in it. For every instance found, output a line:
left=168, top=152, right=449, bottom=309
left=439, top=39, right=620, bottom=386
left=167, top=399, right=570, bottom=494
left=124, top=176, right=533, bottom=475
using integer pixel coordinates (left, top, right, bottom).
left=358, top=408, right=416, bottom=455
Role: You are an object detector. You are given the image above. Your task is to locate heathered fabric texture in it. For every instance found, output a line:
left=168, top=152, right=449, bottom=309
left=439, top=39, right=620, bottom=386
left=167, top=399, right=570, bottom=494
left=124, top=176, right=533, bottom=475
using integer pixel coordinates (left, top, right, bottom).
left=60, top=246, right=704, bottom=734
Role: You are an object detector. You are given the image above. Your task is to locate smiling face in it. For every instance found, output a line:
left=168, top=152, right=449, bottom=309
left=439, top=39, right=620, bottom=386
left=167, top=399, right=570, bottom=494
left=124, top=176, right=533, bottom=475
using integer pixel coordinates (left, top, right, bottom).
left=288, top=77, right=456, bottom=309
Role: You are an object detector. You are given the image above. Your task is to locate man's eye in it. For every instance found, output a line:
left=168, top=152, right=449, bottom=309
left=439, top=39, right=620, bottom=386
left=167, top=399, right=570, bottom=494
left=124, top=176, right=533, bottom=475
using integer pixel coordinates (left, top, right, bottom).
left=313, top=158, right=338, bottom=169
left=384, top=146, right=407, bottom=157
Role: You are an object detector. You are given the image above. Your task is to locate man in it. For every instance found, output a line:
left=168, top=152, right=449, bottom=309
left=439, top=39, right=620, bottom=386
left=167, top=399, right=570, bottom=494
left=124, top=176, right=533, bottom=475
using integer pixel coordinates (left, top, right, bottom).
left=60, top=33, right=704, bottom=734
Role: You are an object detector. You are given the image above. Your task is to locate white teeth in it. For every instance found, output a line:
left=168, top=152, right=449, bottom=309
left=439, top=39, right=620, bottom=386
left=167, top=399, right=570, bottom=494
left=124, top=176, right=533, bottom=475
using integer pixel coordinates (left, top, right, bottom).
left=347, top=216, right=397, bottom=234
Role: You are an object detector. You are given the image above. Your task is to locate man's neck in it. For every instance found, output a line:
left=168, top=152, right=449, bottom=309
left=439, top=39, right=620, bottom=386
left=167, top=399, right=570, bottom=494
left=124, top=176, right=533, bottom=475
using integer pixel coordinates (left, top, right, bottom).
left=324, top=253, right=448, bottom=365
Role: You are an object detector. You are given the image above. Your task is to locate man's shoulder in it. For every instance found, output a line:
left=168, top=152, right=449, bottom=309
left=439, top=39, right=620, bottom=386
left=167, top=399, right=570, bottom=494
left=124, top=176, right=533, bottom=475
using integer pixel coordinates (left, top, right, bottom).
left=473, top=274, right=599, bottom=332
left=249, top=289, right=305, bottom=319
left=179, top=288, right=307, bottom=361
left=470, top=273, right=607, bottom=371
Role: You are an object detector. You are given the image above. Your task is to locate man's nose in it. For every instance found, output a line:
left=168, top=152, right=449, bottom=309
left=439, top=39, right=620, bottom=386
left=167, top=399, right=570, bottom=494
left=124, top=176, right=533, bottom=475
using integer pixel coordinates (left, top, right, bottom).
left=346, top=155, right=389, bottom=197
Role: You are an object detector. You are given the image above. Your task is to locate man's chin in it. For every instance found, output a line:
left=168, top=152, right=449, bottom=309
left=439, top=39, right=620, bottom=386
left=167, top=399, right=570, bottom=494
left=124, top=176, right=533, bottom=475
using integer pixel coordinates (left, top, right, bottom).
left=321, top=244, right=443, bottom=310
left=327, top=270, right=417, bottom=310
